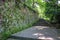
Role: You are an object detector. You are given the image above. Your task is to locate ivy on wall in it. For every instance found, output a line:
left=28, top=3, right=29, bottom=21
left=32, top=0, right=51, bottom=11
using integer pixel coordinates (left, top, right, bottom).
left=0, top=1, right=38, bottom=40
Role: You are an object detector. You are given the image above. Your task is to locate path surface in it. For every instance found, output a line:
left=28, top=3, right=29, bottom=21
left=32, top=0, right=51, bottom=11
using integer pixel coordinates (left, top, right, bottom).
left=7, top=19, right=60, bottom=40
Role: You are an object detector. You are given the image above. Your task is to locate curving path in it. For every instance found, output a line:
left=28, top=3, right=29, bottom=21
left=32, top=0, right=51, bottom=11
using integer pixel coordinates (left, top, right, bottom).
left=7, top=19, right=60, bottom=40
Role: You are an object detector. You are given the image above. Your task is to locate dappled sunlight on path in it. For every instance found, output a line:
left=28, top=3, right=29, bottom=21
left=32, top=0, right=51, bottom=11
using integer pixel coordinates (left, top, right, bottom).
left=7, top=19, right=60, bottom=40
left=32, top=26, right=57, bottom=40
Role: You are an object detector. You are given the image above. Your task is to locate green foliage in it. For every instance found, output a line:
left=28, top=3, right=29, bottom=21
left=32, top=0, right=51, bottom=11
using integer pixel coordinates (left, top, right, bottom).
left=45, top=0, right=60, bottom=23
left=45, top=2, right=56, bottom=21
left=1, top=0, right=59, bottom=40
left=0, top=1, right=38, bottom=40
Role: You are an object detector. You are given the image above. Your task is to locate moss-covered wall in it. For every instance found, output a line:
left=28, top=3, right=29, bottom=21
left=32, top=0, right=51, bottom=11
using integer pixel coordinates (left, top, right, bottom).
left=0, top=1, right=38, bottom=40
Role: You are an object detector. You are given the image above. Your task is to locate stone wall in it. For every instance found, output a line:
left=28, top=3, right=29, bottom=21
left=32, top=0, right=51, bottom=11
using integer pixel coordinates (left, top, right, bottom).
left=0, top=1, right=38, bottom=40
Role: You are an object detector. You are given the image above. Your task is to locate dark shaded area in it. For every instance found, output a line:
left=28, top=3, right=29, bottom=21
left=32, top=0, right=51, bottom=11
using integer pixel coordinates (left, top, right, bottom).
left=8, top=36, right=41, bottom=40
left=44, top=0, right=60, bottom=29
left=33, top=19, right=50, bottom=26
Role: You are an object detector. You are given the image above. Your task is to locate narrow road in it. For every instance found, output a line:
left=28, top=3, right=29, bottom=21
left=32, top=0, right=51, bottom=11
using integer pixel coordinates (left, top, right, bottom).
left=7, top=19, right=60, bottom=40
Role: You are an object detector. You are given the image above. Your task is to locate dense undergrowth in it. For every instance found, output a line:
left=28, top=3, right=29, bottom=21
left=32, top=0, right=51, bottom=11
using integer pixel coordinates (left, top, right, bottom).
left=44, top=0, right=60, bottom=28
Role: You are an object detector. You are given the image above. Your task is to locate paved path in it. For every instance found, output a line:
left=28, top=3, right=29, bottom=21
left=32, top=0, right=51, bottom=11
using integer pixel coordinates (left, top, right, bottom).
left=7, top=19, right=60, bottom=40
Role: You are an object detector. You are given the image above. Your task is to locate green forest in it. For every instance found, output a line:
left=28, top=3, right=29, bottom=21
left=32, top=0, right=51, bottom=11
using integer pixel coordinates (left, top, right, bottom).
left=0, top=0, right=60, bottom=40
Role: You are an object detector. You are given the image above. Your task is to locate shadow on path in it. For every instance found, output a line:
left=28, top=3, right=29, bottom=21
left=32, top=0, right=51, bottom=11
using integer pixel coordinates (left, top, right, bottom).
left=33, top=19, right=49, bottom=26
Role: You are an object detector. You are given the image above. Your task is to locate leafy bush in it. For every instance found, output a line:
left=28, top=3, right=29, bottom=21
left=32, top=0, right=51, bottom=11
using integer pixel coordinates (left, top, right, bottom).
left=44, top=0, right=57, bottom=22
